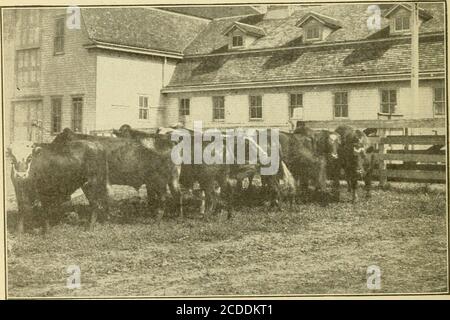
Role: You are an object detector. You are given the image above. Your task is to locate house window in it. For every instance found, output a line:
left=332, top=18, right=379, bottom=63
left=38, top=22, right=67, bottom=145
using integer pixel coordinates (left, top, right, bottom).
left=394, top=15, right=410, bottom=31
left=179, top=98, right=190, bottom=117
left=434, top=87, right=445, bottom=116
left=54, top=17, right=65, bottom=54
left=212, top=96, right=225, bottom=121
left=138, top=96, right=149, bottom=120
left=72, top=97, right=83, bottom=132
left=16, top=9, right=40, bottom=48
left=380, top=89, right=397, bottom=114
left=232, top=35, right=243, bottom=47
left=334, top=92, right=348, bottom=118
left=289, top=93, right=303, bottom=118
left=51, top=97, right=62, bottom=134
left=249, top=95, right=263, bottom=120
left=305, top=26, right=321, bottom=40
left=16, top=48, right=40, bottom=87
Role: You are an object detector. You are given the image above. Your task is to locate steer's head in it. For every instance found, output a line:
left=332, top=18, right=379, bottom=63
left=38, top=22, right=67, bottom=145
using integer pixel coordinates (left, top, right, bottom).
left=327, top=132, right=341, bottom=160
left=315, top=131, right=341, bottom=160
left=7, top=141, right=36, bottom=180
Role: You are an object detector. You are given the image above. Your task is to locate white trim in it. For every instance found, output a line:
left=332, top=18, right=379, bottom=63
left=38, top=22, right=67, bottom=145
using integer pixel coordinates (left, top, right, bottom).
left=162, top=71, right=445, bottom=93
left=84, top=41, right=184, bottom=59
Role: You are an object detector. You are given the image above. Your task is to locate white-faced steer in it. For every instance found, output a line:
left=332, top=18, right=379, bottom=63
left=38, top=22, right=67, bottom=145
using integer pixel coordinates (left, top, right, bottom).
left=8, top=140, right=109, bottom=234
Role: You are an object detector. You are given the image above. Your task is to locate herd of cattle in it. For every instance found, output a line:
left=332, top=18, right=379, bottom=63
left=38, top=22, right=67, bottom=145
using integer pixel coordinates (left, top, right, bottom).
left=7, top=124, right=375, bottom=235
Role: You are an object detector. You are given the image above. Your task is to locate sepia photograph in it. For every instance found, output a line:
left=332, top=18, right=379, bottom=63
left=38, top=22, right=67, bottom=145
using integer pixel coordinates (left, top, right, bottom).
left=0, top=1, right=448, bottom=299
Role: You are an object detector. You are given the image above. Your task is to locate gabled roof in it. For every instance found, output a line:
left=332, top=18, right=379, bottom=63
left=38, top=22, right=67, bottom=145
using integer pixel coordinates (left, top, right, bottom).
left=81, top=7, right=209, bottom=54
left=222, top=21, right=266, bottom=37
left=166, top=35, right=444, bottom=89
left=383, top=3, right=433, bottom=21
left=183, top=3, right=444, bottom=55
left=295, top=11, right=342, bottom=29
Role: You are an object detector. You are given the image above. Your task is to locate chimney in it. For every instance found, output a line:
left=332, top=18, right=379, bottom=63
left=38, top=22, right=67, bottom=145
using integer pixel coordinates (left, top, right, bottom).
left=264, top=5, right=294, bottom=19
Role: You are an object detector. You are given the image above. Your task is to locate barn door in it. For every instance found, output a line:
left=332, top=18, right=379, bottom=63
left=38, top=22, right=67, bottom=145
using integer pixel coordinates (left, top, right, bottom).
left=13, top=100, right=43, bottom=142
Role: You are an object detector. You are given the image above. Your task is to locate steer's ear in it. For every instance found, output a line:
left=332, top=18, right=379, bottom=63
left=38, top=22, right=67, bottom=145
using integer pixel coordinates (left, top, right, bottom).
left=32, top=146, right=42, bottom=156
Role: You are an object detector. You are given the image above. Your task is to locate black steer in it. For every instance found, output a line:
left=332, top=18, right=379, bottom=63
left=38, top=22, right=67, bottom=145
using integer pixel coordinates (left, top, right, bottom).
left=332, top=125, right=375, bottom=202
left=8, top=140, right=109, bottom=233
left=53, top=128, right=182, bottom=218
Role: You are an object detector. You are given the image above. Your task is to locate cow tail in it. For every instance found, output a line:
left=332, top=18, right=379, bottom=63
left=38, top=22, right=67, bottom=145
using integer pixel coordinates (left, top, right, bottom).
left=280, top=161, right=296, bottom=195
left=104, top=154, right=112, bottom=196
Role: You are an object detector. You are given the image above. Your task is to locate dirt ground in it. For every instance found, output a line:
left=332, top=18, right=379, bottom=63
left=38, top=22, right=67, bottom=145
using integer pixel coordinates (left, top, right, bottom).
left=5, top=182, right=448, bottom=298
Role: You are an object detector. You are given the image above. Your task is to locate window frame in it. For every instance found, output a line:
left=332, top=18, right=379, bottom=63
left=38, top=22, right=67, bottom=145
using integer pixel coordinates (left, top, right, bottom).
left=289, top=93, right=303, bottom=119
left=16, top=48, right=40, bottom=87
left=333, top=91, right=349, bottom=119
left=212, top=96, right=225, bottom=121
left=54, top=16, right=65, bottom=55
left=304, top=25, right=321, bottom=41
left=433, top=87, right=445, bottom=116
left=71, top=96, right=83, bottom=133
left=394, top=15, right=410, bottom=32
left=380, top=89, right=398, bottom=114
left=232, top=35, right=244, bottom=48
left=16, top=9, right=41, bottom=49
left=249, top=95, right=263, bottom=120
left=179, top=98, right=190, bottom=117
left=50, top=96, right=62, bottom=134
left=138, top=95, right=149, bottom=120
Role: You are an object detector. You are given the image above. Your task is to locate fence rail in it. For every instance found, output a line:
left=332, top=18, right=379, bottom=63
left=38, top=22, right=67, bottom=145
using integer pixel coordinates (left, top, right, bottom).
left=304, top=117, right=445, bottom=129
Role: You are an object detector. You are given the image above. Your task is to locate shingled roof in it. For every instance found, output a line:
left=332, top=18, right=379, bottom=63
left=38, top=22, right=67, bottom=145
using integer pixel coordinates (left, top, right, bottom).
left=158, top=6, right=262, bottom=19
left=81, top=8, right=209, bottom=54
left=183, top=3, right=444, bottom=55
left=166, top=35, right=444, bottom=89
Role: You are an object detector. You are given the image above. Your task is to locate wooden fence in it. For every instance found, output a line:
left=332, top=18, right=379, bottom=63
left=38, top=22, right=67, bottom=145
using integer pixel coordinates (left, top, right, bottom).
left=304, top=118, right=447, bottom=185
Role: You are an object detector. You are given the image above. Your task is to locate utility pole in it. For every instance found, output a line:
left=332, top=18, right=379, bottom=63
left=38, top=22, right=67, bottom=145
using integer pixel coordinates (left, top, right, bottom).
left=411, top=2, right=420, bottom=119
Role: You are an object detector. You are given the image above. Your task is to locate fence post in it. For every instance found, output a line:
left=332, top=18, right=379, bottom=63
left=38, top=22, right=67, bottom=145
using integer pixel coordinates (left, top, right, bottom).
left=378, top=128, right=387, bottom=187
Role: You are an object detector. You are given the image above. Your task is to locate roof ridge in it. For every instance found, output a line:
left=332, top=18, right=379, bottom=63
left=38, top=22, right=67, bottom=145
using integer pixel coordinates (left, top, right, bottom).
left=147, top=7, right=211, bottom=21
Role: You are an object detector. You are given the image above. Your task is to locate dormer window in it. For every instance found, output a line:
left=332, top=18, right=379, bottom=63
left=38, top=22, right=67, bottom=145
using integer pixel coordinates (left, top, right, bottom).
left=232, top=35, right=243, bottom=47
left=305, top=26, right=320, bottom=40
left=296, top=12, right=341, bottom=43
left=384, top=4, right=433, bottom=35
left=394, top=15, right=410, bottom=32
left=223, top=21, right=265, bottom=50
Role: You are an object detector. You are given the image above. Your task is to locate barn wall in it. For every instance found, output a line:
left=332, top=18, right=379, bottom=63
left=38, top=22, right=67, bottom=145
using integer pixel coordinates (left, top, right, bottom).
left=3, top=8, right=97, bottom=143
left=39, top=9, right=97, bottom=140
left=95, top=51, right=178, bottom=131
left=163, top=79, right=445, bottom=130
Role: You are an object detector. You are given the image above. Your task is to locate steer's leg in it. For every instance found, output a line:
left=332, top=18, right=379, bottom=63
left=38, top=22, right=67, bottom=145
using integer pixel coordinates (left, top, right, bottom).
left=146, top=186, right=159, bottom=216
left=350, top=177, right=358, bottom=203
left=40, top=198, right=54, bottom=234
left=168, top=178, right=183, bottom=219
left=15, top=189, right=26, bottom=236
left=364, top=172, right=372, bottom=199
